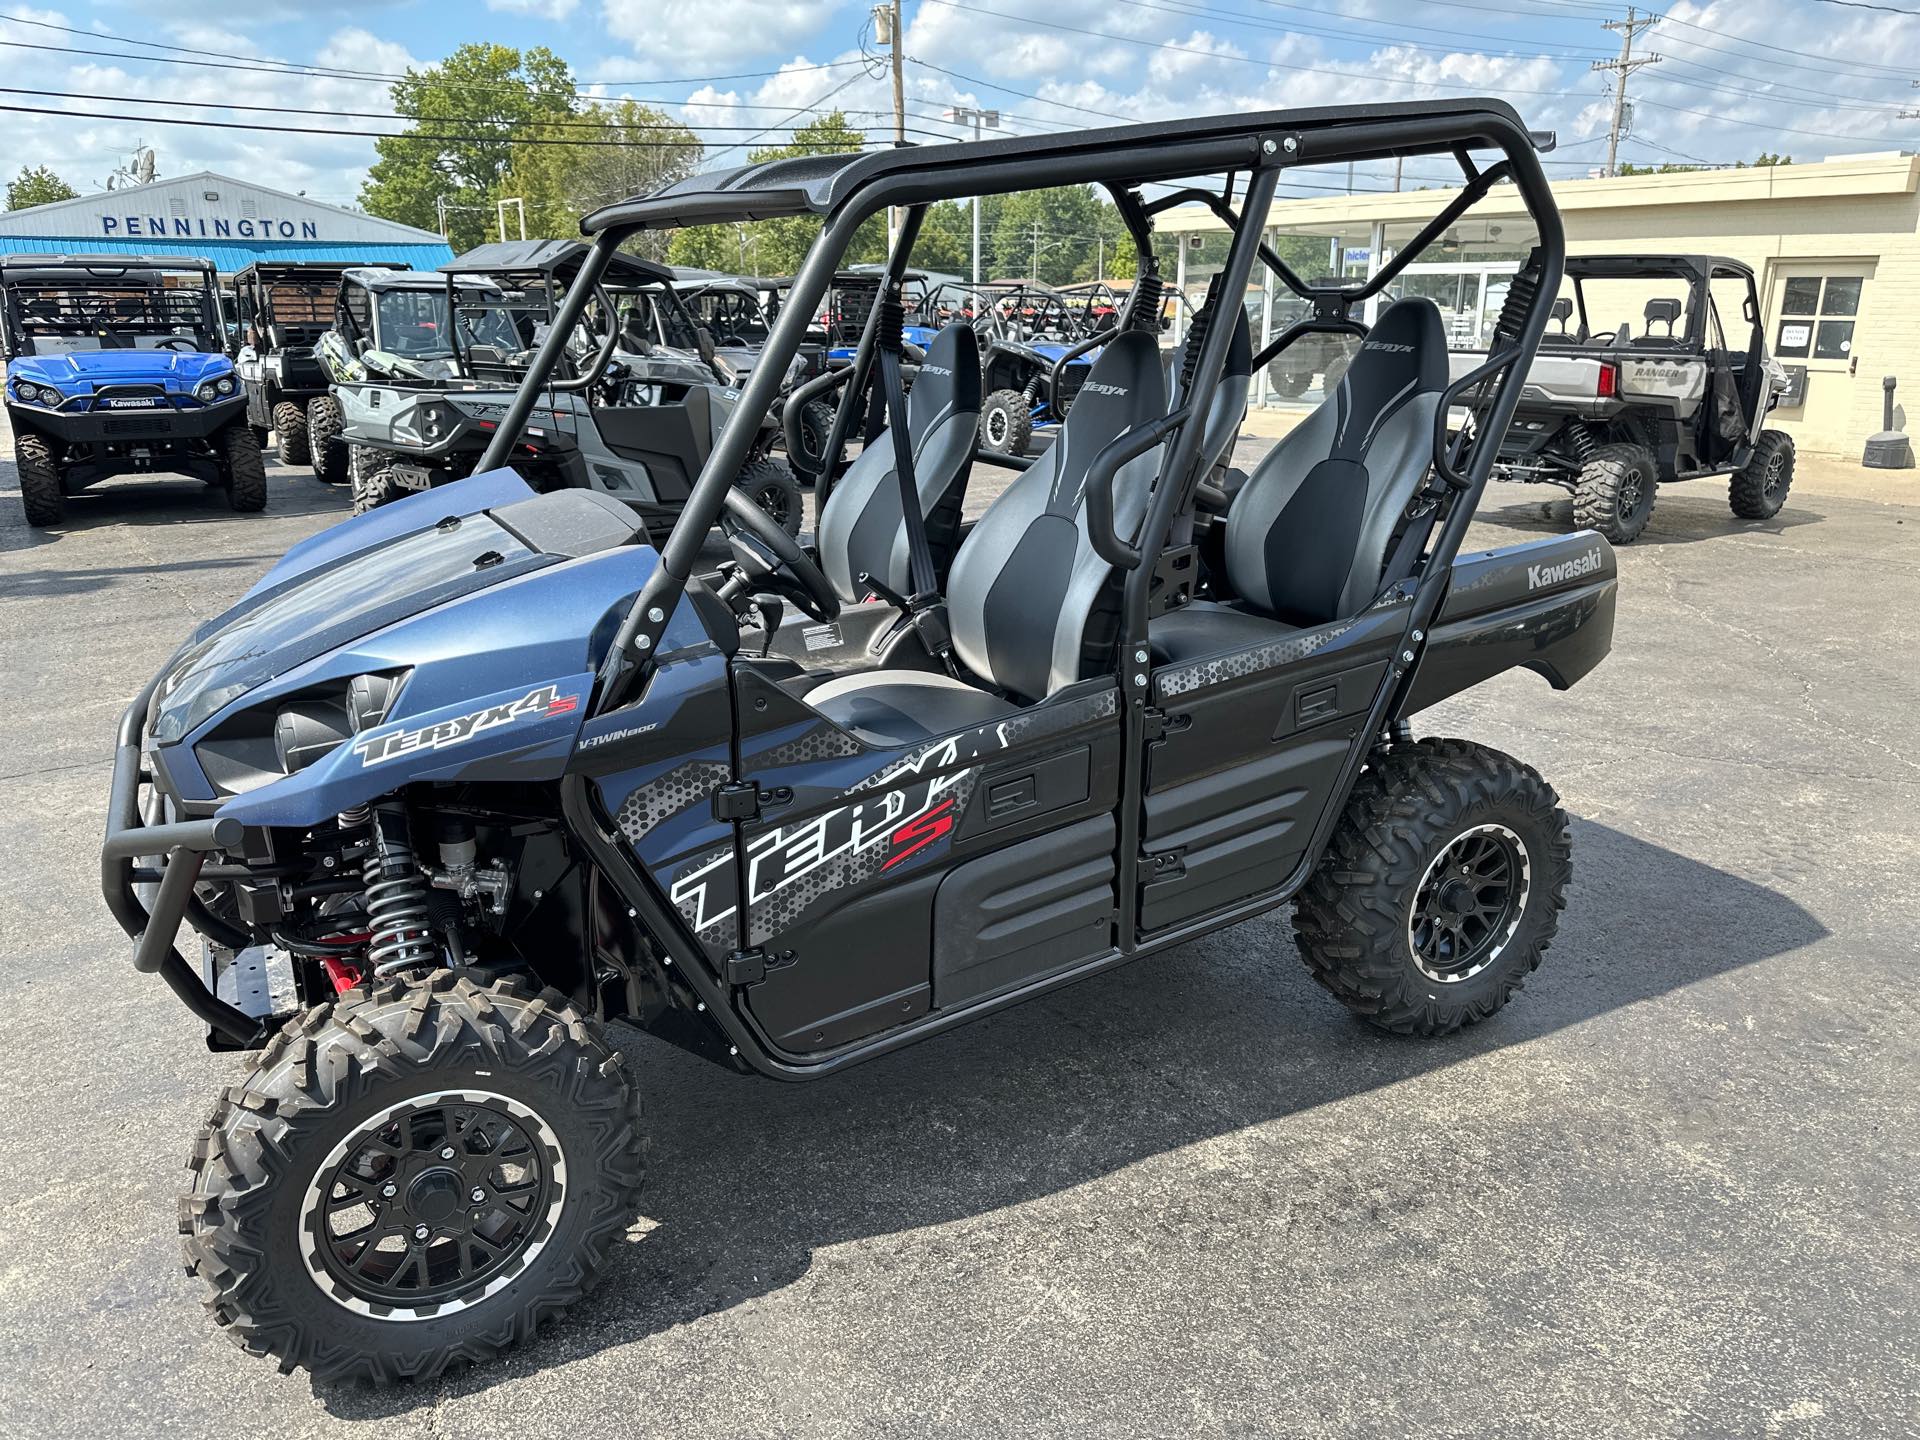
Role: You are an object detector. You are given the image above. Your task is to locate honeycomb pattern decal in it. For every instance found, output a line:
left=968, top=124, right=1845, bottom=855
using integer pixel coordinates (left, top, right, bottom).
left=614, top=757, right=733, bottom=842
left=1155, top=618, right=1360, bottom=699
left=751, top=722, right=866, bottom=769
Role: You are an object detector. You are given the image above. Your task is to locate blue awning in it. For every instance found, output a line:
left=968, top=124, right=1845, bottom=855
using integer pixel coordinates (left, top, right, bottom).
left=0, top=235, right=454, bottom=274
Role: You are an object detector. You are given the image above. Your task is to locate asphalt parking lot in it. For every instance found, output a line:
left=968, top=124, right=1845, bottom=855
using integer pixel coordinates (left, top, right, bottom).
left=0, top=431, right=1915, bottom=1439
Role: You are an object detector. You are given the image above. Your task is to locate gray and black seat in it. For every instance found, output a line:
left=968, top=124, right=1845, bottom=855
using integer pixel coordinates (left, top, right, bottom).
left=805, top=328, right=1168, bottom=743
left=1151, top=297, right=1449, bottom=662
left=814, top=322, right=982, bottom=605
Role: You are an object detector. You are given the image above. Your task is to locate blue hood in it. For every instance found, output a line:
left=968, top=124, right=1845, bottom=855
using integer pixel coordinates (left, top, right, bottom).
left=9, top=348, right=233, bottom=395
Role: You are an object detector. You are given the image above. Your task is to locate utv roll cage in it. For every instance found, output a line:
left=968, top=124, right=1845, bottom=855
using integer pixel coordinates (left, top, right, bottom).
left=480, top=100, right=1563, bottom=714
left=1544, top=254, right=1754, bottom=349
left=232, top=261, right=369, bottom=353
left=0, top=253, right=225, bottom=358
left=437, top=239, right=690, bottom=386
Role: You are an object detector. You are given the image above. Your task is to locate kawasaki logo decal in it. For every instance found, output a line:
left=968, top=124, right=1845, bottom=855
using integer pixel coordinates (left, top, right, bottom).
left=1527, top=547, right=1604, bottom=591
left=353, top=685, right=579, bottom=768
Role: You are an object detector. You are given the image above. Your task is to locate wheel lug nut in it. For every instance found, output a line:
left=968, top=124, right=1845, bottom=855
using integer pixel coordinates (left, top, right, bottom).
left=381, top=1182, right=397, bottom=1198
left=413, top=1224, right=429, bottom=1241
left=470, top=1187, right=485, bottom=1203
left=440, top=1146, right=456, bottom=1160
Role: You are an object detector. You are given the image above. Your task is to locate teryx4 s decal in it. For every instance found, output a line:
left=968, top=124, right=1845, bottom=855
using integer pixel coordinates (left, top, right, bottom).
left=353, top=685, right=579, bottom=768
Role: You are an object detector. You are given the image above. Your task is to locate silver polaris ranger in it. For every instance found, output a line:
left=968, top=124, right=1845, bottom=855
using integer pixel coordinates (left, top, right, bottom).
left=317, top=244, right=802, bottom=533
left=1450, top=254, right=1793, bottom=542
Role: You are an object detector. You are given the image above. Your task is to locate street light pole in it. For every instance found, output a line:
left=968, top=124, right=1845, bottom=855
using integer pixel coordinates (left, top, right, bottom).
left=946, top=106, right=1000, bottom=285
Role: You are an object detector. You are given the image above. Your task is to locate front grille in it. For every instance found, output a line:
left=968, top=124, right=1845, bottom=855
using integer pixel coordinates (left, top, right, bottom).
left=104, top=416, right=175, bottom=436
left=94, top=384, right=166, bottom=400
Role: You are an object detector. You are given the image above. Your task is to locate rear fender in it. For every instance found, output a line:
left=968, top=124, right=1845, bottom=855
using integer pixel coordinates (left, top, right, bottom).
left=1399, top=530, right=1617, bottom=715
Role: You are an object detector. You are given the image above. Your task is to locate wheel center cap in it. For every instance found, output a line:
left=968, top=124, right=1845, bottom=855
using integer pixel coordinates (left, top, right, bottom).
left=1436, top=878, right=1477, bottom=921
left=408, top=1168, right=462, bottom=1222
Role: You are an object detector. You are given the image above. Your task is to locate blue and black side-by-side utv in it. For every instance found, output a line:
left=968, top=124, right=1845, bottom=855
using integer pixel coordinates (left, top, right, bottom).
left=107, top=100, right=1622, bottom=1384
left=3, top=254, right=264, bottom=525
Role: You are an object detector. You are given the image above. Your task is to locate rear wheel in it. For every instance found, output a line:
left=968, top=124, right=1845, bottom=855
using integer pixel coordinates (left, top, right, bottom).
left=735, top=455, right=803, bottom=536
left=220, top=424, right=268, bottom=512
left=180, top=971, right=644, bottom=1384
left=1729, top=429, right=1793, bottom=519
left=1293, top=737, right=1571, bottom=1036
left=1572, top=441, right=1656, bottom=544
left=307, top=394, right=350, bottom=485
left=980, top=388, right=1033, bottom=457
left=350, top=445, right=400, bottom=516
left=272, top=400, right=311, bottom=467
left=15, top=430, right=64, bottom=526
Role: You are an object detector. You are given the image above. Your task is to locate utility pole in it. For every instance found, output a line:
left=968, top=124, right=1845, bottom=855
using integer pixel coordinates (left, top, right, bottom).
left=1032, top=220, right=1043, bottom=283
left=875, top=1, right=906, bottom=250
left=947, top=106, right=1000, bottom=285
left=1592, top=7, right=1661, bottom=178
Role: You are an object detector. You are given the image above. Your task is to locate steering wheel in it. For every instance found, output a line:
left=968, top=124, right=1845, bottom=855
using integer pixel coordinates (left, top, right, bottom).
left=155, top=336, right=197, bottom=353
left=721, top=485, right=839, bottom=623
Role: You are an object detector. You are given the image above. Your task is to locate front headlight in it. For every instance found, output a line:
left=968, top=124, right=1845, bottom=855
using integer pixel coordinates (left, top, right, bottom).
left=14, top=381, right=41, bottom=404
left=273, top=699, right=352, bottom=774
left=217, top=376, right=235, bottom=396
left=196, top=381, right=220, bottom=403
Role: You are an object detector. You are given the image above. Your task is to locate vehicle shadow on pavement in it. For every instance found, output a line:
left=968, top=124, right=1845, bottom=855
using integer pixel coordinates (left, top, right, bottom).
left=0, top=474, right=348, bottom=552
left=314, top=818, right=1826, bottom=1415
left=1474, top=486, right=1821, bottom=548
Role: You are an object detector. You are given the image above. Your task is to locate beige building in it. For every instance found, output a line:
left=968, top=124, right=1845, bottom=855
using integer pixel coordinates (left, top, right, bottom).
left=1163, top=152, right=1920, bottom=455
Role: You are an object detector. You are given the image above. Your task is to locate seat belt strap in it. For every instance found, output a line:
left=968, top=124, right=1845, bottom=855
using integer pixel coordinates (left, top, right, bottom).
left=877, top=338, right=939, bottom=600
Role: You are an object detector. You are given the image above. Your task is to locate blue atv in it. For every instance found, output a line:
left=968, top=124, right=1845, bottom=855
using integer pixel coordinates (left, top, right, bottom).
left=3, top=254, right=262, bottom=526
left=106, top=101, right=1612, bottom=1383
left=959, top=281, right=1101, bottom=457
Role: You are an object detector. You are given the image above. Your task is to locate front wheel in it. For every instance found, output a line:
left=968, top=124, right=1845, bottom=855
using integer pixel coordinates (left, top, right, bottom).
left=349, top=444, right=399, bottom=515
left=180, top=972, right=644, bottom=1384
left=306, top=394, right=350, bottom=485
left=219, top=423, right=268, bottom=512
left=1572, top=441, right=1656, bottom=544
left=272, top=400, right=311, bottom=467
left=792, top=398, right=837, bottom=482
left=980, top=388, right=1033, bottom=458
left=15, top=430, right=64, bottom=526
left=1293, top=737, right=1571, bottom=1036
left=1729, top=429, right=1793, bottom=519
left=735, top=454, right=804, bottom=536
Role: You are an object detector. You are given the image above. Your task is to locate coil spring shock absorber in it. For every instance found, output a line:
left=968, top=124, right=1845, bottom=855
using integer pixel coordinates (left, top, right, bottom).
left=1124, top=263, right=1165, bottom=336
left=364, top=803, right=437, bottom=973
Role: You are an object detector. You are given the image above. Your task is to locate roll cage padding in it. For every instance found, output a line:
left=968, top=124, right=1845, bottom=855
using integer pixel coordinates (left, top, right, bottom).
left=946, top=329, right=1167, bottom=701
left=1223, top=298, right=1448, bottom=625
left=816, top=322, right=983, bottom=602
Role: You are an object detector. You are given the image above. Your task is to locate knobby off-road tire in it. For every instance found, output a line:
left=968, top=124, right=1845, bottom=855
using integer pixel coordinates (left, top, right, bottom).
left=736, top=454, right=804, bottom=537
left=220, top=424, right=269, bottom=513
left=980, top=388, right=1033, bottom=458
left=306, top=394, right=350, bottom=485
left=1293, top=737, right=1572, bottom=1037
left=349, top=444, right=400, bottom=516
left=251, top=424, right=271, bottom=449
left=794, top=398, right=837, bottom=481
left=1729, top=428, right=1794, bottom=520
left=180, top=972, right=644, bottom=1384
left=272, top=400, right=311, bottom=467
left=1572, top=441, right=1656, bottom=544
left=15, top=430, right=64, bottom=526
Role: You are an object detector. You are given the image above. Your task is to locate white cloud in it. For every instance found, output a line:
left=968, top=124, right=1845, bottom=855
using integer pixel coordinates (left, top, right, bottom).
left=486, top=0, right=580, bottom=18
left=602, top=0, right=818, bottom=69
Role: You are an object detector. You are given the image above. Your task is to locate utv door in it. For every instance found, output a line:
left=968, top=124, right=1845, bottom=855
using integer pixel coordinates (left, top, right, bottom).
left=1135, top=600, right=1413, bottom=933
left=727, top=660, right=1123, bottom=1056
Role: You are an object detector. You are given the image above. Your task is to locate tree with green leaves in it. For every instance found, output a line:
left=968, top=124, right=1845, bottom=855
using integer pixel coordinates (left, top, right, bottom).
left=7, top=164, right=77, bottom=210
left=361, top=44, right=576, bottom=251
left=505, top=100, right=702, bottom=260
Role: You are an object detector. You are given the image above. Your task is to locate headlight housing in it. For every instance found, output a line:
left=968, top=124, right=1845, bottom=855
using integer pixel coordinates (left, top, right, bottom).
left=196, top=380, right=220, bottom=403
left=217, top=376, right=235, bottom=395
left=13, top=380, right=42, bottom=404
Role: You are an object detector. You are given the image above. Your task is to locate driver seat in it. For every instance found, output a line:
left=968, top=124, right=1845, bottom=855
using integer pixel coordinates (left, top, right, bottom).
left=814, top=322, right=982, bottom=605
left=805, top=328, right=1168, bottom=744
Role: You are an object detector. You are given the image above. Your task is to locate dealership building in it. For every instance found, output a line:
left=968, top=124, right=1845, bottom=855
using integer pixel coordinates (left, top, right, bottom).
left=1165, top=150, right=1920, bottom=456
left=0, top=172, right=453, bottom=276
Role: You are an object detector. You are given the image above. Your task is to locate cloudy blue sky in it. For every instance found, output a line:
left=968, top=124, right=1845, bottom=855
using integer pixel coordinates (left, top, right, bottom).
left=4, top=0, right=1918, bottom=207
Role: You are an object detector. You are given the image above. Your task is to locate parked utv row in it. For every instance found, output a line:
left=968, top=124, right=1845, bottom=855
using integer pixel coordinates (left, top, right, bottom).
left=105, top=99, right=1644, bottom=1384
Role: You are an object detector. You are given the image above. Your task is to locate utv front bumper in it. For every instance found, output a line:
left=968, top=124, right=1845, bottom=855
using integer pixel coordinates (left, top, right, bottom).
left=9, top=393, right=246, bottom=447
left=101, top=676, right=266, bottom=1049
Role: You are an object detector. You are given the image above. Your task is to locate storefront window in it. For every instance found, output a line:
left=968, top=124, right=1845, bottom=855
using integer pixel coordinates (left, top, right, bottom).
left=1775, top=274, right=1862, bottom=361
